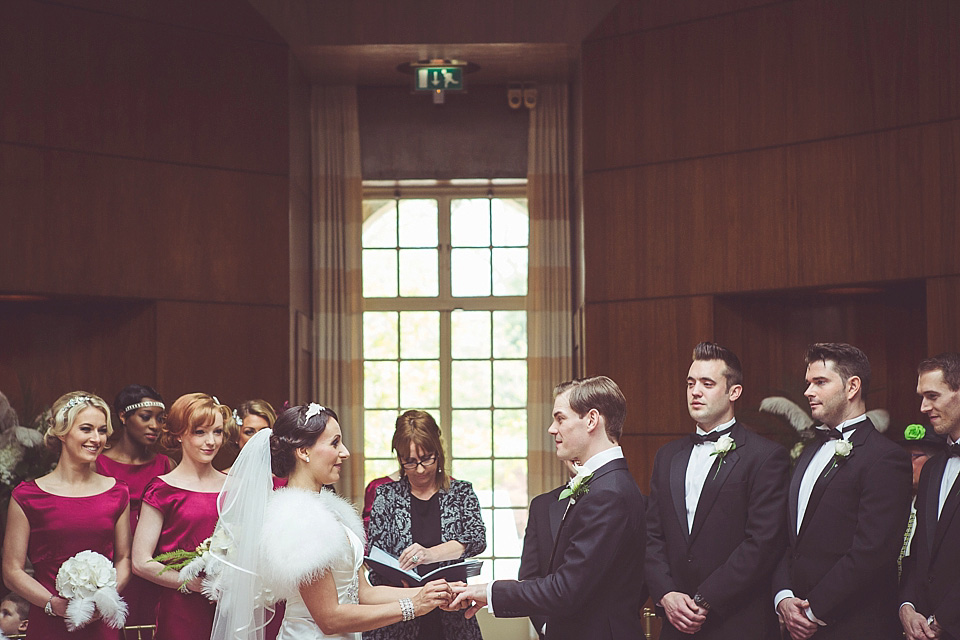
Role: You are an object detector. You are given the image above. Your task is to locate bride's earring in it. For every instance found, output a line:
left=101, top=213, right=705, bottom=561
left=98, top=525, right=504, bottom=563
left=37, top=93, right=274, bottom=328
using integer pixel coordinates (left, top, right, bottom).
left=305, top=455, right=310, bottom=463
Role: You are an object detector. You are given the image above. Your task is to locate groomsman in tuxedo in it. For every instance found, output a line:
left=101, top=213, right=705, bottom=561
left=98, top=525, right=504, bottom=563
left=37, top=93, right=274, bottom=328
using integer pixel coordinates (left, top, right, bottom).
left=448, top=376, right=647, bottom=640
left=774, top=343, right=911, bottom=640
left=646, top=342, right=789, bottom=639
left=900, top=353, right=960, bottom=640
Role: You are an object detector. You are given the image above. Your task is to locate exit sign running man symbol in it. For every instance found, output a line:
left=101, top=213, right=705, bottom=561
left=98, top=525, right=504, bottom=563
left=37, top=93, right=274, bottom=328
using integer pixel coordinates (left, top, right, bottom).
left=415, top=67, right=463, bottom=91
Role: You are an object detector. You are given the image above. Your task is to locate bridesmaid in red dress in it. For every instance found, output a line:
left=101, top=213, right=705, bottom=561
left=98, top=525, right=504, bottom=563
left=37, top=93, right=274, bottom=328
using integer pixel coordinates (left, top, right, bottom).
left=2, top=391, right=132, bottom=640
left=131, top=393, right=227, bottom=640
left=97, top=384, right=174, bottom=631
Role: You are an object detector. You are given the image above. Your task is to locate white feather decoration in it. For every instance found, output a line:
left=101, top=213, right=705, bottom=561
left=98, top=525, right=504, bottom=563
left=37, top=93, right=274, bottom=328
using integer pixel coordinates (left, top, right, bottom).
left=866, top=409, right=890, bottom=433
left=759, top=397, right=815, bottom=432
left=91, top=586, right=128, bottom=629
left=259, top=488, right=364, bottom=600
left=177, top=554, right=206, bottom=585
left=64, top=596, right=96, bottom=632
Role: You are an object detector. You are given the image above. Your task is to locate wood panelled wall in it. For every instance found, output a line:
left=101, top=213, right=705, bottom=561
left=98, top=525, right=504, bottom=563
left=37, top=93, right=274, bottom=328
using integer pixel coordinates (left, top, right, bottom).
left=0, top=0, right=291, bottom=423
left=581, top=0, right=960, bottom=491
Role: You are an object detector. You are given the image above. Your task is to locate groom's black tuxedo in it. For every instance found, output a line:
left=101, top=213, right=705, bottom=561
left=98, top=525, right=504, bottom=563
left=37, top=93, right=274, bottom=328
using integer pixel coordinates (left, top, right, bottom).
left=646, top=422, right=789, bottom=639
left=492, top=457, right=646, bottom=640
left=900, top=451, right=960, bottom=640
left=772, top=418, right=911, bottom=639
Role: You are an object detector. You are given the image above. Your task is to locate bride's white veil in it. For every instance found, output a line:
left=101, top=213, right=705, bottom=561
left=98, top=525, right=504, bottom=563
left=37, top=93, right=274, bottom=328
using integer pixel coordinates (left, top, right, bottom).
left=210, top=428, right=276, bottom=640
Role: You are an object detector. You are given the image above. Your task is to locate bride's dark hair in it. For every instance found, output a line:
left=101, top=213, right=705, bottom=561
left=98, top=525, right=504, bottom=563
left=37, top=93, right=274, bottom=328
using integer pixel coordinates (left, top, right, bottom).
left=270, top=404, right=339, bottom=477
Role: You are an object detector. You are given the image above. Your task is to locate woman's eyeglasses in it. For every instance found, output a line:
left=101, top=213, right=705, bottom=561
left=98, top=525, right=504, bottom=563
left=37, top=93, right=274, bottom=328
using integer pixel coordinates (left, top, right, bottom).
left=401, top=454, right=438, bottom=470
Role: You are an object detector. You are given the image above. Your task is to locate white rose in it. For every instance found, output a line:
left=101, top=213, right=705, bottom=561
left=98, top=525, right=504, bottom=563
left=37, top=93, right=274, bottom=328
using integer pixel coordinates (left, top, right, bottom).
left=713, top=434, right=736, bottom=454
left=568, top=464, right=592, bottom=489
left=834, top=440, right=853, bottom=457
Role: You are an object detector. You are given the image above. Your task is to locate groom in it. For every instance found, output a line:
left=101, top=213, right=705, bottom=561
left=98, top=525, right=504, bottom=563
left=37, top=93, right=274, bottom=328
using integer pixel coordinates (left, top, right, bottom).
left=449, top=376, right=647, bottom=640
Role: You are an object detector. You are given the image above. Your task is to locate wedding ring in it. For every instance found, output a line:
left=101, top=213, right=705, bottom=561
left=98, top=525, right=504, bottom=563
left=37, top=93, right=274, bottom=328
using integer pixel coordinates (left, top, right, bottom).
left=412, top=554, right=420, bottom=563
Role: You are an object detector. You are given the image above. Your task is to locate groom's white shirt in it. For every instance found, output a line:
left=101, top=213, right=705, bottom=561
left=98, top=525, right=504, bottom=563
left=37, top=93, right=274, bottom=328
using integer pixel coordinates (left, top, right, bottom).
left=486, top=446, right=625, bottom=616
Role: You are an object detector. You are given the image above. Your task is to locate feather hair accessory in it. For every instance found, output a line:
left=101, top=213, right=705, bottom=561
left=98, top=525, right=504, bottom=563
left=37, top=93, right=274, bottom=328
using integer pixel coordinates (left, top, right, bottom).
left=759, top=397, right=815, bottom=432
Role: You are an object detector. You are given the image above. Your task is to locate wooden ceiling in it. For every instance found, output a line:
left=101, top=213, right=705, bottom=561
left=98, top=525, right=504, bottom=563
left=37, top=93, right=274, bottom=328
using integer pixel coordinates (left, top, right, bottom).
left=248, top=0, right=620, bottom=85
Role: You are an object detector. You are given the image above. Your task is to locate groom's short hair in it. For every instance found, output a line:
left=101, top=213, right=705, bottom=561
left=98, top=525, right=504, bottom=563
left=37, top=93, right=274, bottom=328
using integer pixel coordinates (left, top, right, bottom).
left=554, top=376, right=626, bottom=442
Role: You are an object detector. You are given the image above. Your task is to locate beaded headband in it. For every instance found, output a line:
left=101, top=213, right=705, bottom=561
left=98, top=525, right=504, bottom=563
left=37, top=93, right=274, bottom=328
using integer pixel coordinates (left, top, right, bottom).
left=124, top=400, right=165, bottom=414
left=59, top=396, right=93, bottom=423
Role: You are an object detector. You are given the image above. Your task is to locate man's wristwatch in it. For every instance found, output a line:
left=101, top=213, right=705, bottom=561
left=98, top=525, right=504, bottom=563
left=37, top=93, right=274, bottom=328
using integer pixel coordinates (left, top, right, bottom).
left=693, top=593, right=711, bottom=611
left=44, top=595, right=56, bottom=616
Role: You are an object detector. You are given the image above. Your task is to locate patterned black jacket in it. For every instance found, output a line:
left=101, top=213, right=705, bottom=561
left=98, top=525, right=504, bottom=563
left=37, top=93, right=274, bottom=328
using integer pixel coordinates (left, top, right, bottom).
left=364, top=476, right=486, bottom=640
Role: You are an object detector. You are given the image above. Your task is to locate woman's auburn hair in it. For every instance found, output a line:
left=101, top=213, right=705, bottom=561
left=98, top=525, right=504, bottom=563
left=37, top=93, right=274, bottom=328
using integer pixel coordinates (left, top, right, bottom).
left=392, top=409, right=449, bottom=491
left=161, top=392, right=228, bottom=450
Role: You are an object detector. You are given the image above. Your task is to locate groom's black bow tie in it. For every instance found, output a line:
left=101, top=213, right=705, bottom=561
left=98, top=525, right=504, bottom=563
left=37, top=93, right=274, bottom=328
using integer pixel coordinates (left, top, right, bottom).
left=815, top=425, right=858, bottom=442
left=948, top=443, right=960, bottom=458
left=690, top=427, right=732, bottom=446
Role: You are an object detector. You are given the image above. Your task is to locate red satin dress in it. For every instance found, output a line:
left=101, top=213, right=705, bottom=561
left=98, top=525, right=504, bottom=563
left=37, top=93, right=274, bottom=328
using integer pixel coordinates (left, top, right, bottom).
left=95, top=454, right=172, bottom=627
left=141, top=477, right=220, bottom=640
left=12, top=479, right=129, bottom=640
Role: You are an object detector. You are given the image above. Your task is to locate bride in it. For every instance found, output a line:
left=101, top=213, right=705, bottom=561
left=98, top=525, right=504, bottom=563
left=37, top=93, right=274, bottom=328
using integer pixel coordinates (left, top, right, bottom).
left=209, top=403, right=453, bottom=640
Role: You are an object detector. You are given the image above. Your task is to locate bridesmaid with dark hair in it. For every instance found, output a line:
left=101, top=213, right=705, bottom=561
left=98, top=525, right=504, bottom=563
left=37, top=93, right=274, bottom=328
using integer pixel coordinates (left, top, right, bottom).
left=2, top=391, right=131, bottom=639
left=97, top=384, right=174, bottom=629
left=131, top=393, right=227, bottom=640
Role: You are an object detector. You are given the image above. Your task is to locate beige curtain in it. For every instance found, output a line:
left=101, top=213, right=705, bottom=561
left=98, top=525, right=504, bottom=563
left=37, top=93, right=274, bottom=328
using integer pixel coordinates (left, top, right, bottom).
left=526, top=84, right=573, bottom=497
left=311, top=85, right=363, bottom=501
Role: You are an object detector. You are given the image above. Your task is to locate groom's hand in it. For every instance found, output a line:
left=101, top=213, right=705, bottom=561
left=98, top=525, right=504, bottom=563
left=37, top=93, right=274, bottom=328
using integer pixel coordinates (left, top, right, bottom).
left=660, top=591, right=707, bottom=634
left=449, top=583, right=487, bottom=619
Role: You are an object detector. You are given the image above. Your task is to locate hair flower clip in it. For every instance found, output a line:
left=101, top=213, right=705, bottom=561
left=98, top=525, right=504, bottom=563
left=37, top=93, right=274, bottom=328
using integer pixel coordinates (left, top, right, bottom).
left=304, top=403, right=326, bottom=421
left=232, top=409, right=243, bottom=428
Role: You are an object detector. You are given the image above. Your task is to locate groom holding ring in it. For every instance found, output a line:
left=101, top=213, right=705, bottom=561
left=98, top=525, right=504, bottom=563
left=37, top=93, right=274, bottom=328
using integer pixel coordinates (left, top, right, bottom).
left=448, top=376, right=647, bottom=640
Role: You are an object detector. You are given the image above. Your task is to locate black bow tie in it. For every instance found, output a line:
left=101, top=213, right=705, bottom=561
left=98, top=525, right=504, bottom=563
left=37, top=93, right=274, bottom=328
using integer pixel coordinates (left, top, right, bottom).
left=690, top=427, right=732, bottom=446
left=948, top=443, right=960, bottom=458
left=815, top=425, right=857, bottom=442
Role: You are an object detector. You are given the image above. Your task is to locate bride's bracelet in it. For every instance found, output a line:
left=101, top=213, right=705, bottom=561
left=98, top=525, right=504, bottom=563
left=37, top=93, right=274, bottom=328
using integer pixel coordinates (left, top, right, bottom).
left=399, top=597, right=415, bottom=622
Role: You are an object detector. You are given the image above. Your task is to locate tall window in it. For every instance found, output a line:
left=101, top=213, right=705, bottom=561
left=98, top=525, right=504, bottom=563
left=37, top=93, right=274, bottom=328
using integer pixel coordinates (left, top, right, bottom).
left=361, top=179, right=529, bottom=581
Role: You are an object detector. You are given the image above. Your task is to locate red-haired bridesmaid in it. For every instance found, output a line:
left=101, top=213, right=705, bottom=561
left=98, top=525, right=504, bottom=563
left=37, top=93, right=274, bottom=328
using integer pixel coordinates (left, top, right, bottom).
left=131, top=393, right=226, bottom=640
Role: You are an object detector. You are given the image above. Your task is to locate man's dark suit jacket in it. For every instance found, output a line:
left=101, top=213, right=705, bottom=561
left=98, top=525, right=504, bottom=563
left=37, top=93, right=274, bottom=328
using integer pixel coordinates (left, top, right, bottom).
left=772, top=418, right=911, bottom=639
left=900, top=451, right=960, bottom=640
left=518, top=484, right=567, bottom=639
left=645, top=421, right=789, bottom=640
left=492, top=457, right=646, bottom=640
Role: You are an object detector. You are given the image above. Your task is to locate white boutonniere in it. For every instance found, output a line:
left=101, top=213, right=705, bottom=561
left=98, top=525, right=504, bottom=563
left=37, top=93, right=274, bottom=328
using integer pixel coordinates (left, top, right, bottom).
left=559, top=464, right=593, bottom=504
left=708, top=434, right=737, bottom=479
left=823, top=439, right=853, bottom=477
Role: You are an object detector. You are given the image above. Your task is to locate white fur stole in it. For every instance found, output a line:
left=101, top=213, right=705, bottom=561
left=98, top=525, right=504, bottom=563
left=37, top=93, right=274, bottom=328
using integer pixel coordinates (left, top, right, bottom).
left=259, top=488, right=365, bottom=600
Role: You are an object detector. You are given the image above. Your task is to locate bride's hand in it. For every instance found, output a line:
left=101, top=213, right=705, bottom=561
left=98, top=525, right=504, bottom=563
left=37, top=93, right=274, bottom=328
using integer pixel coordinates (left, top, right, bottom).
left=411, top=579, right=453, bottom=616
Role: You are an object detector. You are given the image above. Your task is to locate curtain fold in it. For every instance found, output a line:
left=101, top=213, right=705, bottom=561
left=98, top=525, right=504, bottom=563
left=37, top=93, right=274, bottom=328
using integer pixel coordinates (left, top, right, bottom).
left=311, top=85, right=363, bottom=501
left=526, top=84, right=574, bottom=497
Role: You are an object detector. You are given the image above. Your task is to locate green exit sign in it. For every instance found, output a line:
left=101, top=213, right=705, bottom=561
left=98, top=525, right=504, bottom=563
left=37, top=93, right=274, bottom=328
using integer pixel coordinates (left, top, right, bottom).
left=414, top=67, right=464, bottom=91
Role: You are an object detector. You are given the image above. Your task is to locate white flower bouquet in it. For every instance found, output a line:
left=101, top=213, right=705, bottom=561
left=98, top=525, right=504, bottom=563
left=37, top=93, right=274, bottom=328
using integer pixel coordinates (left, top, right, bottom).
left=54, top=550, right=127, bottom=631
